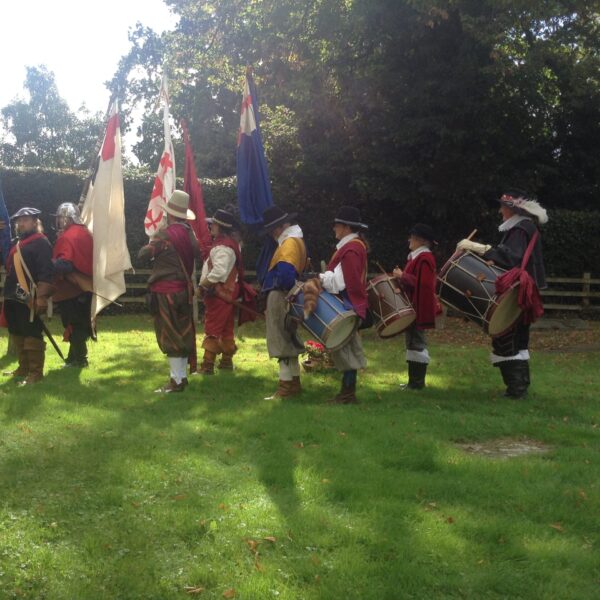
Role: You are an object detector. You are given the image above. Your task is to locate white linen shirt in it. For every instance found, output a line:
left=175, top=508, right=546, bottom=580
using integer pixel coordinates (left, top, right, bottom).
left=200, top=244, right=237, bottom=283
left=319, top=233, right=359, bottom=294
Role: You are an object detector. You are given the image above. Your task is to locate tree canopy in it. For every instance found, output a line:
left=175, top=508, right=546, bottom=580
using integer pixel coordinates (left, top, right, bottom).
left=1, top=66, right=104, bottom=170
left=2, top=1, right=599, bottom=219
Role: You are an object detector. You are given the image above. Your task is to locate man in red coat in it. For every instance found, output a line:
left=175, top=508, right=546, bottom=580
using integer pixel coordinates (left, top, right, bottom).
left=52, top=203, right=94, bottom=367
left=320, top=206, right=369, bottom=404
left=393, top=224, right=438, bottom=390
left=198, top=208, right=244, bottom=374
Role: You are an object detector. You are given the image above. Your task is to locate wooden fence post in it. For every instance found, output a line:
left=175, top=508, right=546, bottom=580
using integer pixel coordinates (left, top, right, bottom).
left=582, top=272, right=591, bottom=308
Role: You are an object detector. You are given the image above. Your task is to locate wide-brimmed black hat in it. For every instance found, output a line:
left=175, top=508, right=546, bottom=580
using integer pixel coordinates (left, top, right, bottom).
left=334, top=206, right=368, bottom=230
left=10, top=207, right=41, bottom=220
left=409, top=223, right=437, bottom=245
left=206, top=208, right=238, bottom=229
left=262, top=206, right=297, bottom=233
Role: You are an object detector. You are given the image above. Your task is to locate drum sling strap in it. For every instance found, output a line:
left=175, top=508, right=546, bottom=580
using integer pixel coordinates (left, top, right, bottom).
left=14, top=243, right=37, bottom=323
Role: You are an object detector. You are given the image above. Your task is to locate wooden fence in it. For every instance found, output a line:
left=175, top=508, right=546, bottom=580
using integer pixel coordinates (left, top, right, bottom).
left=540, top=273, right=600, bottom=312
left=1, top=269, right=599, bottom=313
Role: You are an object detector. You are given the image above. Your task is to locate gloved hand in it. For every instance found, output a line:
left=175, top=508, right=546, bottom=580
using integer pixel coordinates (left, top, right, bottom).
left=35, top=282, right=56, bottom=315
left=35, top=296, right=48, bottom=315
left=199, top=285, right=216, bottom=298
left=456, top=239, right=491, bottom=255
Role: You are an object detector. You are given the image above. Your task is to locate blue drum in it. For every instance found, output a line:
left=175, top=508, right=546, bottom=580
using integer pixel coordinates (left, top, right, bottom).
left=287, top=282, right=359, bottom=351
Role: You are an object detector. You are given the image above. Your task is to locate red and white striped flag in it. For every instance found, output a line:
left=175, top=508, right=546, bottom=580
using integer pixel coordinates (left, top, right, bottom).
left=144, top=76, right=176, bottom=237
left=81, top=101, right=132, bottom=319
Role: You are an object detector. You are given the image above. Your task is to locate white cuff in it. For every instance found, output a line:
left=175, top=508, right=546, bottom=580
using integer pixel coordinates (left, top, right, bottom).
left=490, top=350, right=530, bottom=364
left=406, top=349, right=430, bottom=364
left=320, top=263, right=345, bottom=293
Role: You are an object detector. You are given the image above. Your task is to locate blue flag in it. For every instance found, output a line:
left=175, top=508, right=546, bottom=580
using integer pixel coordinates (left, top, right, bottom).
left=0, top=177, right=11, bottom=267
left=236, top=71, right=273, bottom=225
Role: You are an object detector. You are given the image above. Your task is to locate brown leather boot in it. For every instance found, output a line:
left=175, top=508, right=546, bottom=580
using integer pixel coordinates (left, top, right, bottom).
left=198, top=337, right=221, bottom=375
left=154, top=378, right=186, bottom=393
left=264, top=380, right=299, bottom=400
left=3, top=335, right=28, bottom=378
left=198, top=351, right=217, bottom=374
left=19, top=337, right=45, bottom=386
left=290, top=376, right=302, bottom=394
left=218, top=338, right=237, bottom=370
left=328, top=384, right=358, bottom=405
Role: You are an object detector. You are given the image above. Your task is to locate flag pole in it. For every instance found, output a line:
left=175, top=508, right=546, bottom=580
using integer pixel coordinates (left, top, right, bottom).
left=78, top=91, right=118, bottom=212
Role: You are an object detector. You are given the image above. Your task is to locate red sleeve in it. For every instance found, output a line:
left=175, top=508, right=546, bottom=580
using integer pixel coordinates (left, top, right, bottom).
left=414, top=256, right=437, bottom=329
left=399, top=271, right=417, bottom=293
left=53, top=235, right=76, bottom=262
left=53, top=226, right=93, bottom=276
left=339, top=248, right=368, bottom=319
left=340, top=250, right=365, bottom=297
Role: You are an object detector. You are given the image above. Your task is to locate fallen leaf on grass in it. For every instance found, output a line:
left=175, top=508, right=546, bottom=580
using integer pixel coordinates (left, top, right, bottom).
left=578, top=489, right=587, bottom=500
left=245, top=539, right=258, bottom=553
left=293, top=442, right=304, bottom=449
left=263, top=536, right=276, bottom=543
left=131, top=501, right=141, bottom=508
left=321, top=478, right=330, bottom=484
left=550, top=522, right=565, bottom=532
left=173, top=494, right=187, bottom=501
left=218, top=503, right=228, bottom=511
left=338, top=431, right=347, bottom=437
left=223, top=589, right=236, bottom=598
left=446, top=516, right=455, bottom=524
left=184, top=586, right=205, bottom=595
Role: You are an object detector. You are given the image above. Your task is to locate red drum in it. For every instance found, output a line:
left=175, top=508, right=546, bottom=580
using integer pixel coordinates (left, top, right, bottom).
left=437, top=251, right=521, bottom=337
left=367, top=274, right=416, bottom=338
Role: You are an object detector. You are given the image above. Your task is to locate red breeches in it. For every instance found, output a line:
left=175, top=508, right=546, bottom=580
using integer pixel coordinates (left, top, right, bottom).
left=203, top=295, right=236, bottom=339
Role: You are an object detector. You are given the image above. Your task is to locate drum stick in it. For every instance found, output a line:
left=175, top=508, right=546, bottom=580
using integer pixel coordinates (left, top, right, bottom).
left=374, top=261, right=388, bottom=275
left=466, top=228, right=478, bottom=240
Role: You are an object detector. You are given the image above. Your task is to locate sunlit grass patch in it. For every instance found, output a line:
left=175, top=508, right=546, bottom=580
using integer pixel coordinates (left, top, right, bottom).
left=0, top=315, right=599, bottom=599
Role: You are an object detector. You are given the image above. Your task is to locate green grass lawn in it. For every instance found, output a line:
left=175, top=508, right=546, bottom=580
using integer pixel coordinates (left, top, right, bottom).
left=0, top=315, right=598, bottom=599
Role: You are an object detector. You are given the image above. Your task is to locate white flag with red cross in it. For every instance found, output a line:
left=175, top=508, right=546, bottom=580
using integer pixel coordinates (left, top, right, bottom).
left=81, top=101, right=132, bottom=319
left=144, top=76, right=176, bottom=237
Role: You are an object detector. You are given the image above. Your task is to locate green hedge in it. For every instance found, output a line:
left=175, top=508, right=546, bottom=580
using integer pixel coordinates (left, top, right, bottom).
left=1, top=167, right=598, bottom=277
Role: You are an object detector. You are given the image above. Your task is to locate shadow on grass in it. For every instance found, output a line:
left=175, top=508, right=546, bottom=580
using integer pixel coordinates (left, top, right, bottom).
left=0, top=316, right=598, bottom=597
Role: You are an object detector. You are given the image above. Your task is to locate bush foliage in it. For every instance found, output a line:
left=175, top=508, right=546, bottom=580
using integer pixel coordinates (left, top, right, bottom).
left=1, top=167, right=598, bottom=276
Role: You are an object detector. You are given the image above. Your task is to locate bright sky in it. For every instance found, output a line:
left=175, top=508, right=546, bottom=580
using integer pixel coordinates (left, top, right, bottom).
left=1, top=0, right=177, bottom=115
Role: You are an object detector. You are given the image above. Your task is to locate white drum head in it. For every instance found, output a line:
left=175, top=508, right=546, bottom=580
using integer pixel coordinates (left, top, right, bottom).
left=325, top=316, right=359, bottom=349
left=379, top=311, right=416, bottom=338
left=488, top=288, right=521, bottom=336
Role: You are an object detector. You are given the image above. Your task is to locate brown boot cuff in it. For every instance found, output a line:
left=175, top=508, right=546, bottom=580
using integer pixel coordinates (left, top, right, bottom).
left=202, top=336, right=221, bottom=354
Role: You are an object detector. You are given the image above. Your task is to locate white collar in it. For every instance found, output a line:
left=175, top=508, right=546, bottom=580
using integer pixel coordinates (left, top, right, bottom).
left=499, top=215, right=529, bottom=232
left=336, top=232, right=359, bottom=250
left=277, top=224, right=303, bottom=245
left=408, top=245, right=431, bottom=260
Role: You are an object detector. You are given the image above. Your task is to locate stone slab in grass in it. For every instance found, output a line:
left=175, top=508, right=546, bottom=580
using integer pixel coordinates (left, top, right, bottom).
left=455, top=438, right=552, bottom=459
